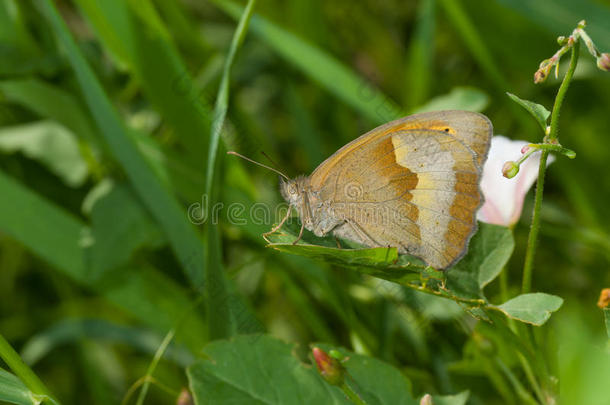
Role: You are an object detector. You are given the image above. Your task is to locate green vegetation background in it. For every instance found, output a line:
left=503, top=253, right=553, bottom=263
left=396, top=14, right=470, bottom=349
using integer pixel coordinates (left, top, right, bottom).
left=0, top=0, right=609, bottom=404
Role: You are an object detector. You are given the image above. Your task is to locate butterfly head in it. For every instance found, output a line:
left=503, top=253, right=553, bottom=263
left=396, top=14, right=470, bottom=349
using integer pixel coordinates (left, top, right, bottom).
left=280, top=176, right=309, bottom=207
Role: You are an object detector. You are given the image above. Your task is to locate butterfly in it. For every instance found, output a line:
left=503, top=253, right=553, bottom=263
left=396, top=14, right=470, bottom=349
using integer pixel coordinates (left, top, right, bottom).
left=230, top=110, right=492, bottom=269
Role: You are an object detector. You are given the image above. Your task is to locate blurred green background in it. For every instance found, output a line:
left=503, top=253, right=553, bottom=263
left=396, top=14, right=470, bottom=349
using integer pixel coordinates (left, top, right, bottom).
left=1, top=0, right=610, bottom=404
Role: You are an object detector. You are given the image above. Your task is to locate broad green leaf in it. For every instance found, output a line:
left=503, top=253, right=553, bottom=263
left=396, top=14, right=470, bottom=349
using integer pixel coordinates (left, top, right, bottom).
left=413, top=87, right=489, bottom=113
left=494, top=293, right=563, bottom=325
left=507, top=92, right=550, bottom=132
left=0, top=121, right=88, bottom=187
left=430, top=391, right=470, bottom=405
left=210, top=0, right=402, bottom=125
left=316, top=343, right=418, bottom=405
left=81, top=180, right=164, bottom=280
left=447, top=223, right=513, bottom=299
left=0, top=170, right=206, bottom=350
left=188, top=335, right=417, bottom=405
left=603, top=308, right=610, bottom=339
left=37, top=0, right=206, bottom=287
left=0, top=368, right=35, bottom=405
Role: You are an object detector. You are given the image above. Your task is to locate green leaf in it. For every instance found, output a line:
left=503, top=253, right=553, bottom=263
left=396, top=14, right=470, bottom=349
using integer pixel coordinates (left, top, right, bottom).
left=0, top=121, right=88, bottom=187
left=210, top=0, right=402, bottom=125
left=0, top=79, right=99, bottom=146
left=506, top=92, right=550, bottom=132
left=266, top=220, right=425, bottom=274
left=73, top=0, right=212, bottom=162
left=414, top=87, right=489, bottom=113
left=266, top=222, right=515, bottom=310
left=187, top=335, right=417, bottom=405
left=0, top=170, right=206, bottom=350
left=81, top=180, right=165, bottom=280
left=447, top=223, right=513, bottom=299
left=603, top=308, right=610, bottom=339
left=316, top=343, right=418, bottom=405
left=21, top=319, right=194, bottom=368
left=494, top=293, right=563, bottom=325
left=0, top=1, right=58, bottom=76
left=0, top=369, right=35, bottom=405
left=37, top=0, right=206, bottom=287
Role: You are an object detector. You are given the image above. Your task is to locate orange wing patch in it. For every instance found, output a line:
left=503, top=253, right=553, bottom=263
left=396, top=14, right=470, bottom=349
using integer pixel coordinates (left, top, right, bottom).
left=308, top=111, right=492, bottom=269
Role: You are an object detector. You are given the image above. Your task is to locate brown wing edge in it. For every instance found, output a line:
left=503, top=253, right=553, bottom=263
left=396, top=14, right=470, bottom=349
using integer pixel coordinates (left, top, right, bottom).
left=437, top=111, right=493, bottom=270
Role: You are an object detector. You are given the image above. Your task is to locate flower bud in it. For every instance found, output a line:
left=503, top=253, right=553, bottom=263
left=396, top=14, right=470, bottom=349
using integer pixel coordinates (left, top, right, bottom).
left=521, top=145, right=532, bottom=154
left=597, top=288, right=610, bottom=309
left=176, top=388, right=193, bottom=405
left=534, top=59, right=553, bottom=83
left=502, top=161, right=519, bottom=179
left=420, top=394, right=433, bottom=405
left=597, top=53, right=610, bottom=72
left=312, top=347, right=345, bottom=386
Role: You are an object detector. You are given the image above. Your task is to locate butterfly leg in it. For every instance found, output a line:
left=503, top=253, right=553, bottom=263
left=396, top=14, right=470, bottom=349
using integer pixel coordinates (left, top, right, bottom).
left=263, top=206, right=292, bottom=243
left=292, top=221, right=305, bottom=245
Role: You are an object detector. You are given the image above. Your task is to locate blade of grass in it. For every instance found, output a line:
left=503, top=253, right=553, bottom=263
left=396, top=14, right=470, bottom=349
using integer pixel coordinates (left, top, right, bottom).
left=73, top=0, right=212, bottom=166
left=209, top=0, right=402, bottom=125
left=0, top=333, right=60, bottom=405
left=204, top=0, right=257, bottom=340
left=0, top=170, right=206, bottom=350
left=437, top=0, right=509, bottom=91
left=37, top=0, right=206, bottom=287
left=0, top=368, right=36, bottom=405
left=404, top=0, right=436, bottom=109
left=496, top=0, right=610, bottom=51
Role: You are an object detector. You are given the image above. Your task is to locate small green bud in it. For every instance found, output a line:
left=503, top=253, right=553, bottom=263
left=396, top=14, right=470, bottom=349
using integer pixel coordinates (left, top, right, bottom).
left=597, top=53, right=610, bottom=72
left=557, top=36, right=567, bottom=46
left=502, top=161, right=519, bottom=179
left=312, top=347, right=345, bottom=386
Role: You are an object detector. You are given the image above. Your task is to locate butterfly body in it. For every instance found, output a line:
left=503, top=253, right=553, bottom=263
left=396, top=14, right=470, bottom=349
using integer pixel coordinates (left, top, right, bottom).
left=278, top=110, right=493, bottom=270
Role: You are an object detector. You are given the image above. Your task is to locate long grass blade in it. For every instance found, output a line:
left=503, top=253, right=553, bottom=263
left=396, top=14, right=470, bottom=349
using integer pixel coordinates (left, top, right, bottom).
left=36, top=0, right=206, bottom=287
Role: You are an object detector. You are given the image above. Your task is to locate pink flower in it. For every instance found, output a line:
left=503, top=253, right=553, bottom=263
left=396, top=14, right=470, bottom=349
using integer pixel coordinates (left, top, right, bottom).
left=477, top=136, right=554, bottom=227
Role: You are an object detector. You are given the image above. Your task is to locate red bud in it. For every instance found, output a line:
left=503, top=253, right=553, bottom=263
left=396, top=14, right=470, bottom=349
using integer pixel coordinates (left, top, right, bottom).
left=312, top=347, right=345, bottom=386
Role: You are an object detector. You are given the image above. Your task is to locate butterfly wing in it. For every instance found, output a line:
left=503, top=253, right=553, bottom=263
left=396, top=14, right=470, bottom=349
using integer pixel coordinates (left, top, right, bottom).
left=309, top=111, right=492, bottom=269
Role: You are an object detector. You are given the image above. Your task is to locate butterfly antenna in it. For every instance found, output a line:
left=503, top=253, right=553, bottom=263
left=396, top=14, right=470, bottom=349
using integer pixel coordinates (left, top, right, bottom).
left=227, top=151, right=290, bottom=180
left=261, top=151, right=281, bottom=171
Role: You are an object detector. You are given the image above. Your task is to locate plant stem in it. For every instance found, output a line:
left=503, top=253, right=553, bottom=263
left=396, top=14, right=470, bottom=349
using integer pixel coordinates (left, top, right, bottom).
left=521, top=41, right=580, bottom=294
left=548, top=41, right=580, bottom=142
left=0, top=333, right=60, bottom=404
left=340, top=382, right=368, bottom=405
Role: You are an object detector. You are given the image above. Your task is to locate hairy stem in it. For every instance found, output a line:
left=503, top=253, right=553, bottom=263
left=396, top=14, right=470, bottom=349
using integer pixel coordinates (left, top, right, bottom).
left=522, top=41, right=580, bottom=294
